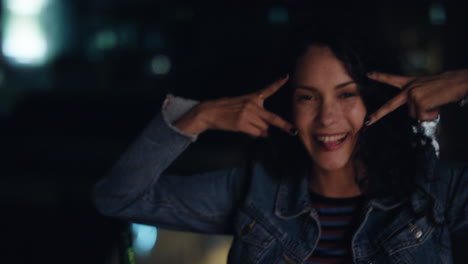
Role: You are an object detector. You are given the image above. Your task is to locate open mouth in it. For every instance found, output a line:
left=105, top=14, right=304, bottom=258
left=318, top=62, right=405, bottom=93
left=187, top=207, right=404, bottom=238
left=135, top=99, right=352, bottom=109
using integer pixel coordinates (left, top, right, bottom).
left=313, top=133, right=348, bottom=151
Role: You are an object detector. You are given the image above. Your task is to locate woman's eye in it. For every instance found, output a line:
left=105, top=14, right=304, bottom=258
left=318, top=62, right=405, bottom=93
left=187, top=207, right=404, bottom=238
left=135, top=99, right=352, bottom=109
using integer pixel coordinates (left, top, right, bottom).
left=339, top=92, right=357, bottom=99
left=297, top=94, right=315, bottom=101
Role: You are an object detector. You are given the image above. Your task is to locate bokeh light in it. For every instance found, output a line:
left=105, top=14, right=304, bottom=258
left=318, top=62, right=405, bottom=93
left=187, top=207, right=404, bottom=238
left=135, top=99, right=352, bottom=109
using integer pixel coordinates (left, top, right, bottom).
left=150, top=55, right=172, bottom=75
left=2, top=0, right=52, bottom=66
left=429, top=3, right=446, bottom=25
left=131, top=223, right=158, bottom=257
left=5, top=0, right=48, bottom=16
left=268, top=7, right=288, bottom=24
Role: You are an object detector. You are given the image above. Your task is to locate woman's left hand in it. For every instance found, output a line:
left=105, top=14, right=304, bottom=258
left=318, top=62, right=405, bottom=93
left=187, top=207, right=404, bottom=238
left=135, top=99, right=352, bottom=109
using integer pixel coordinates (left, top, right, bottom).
left=366, top=69, right=468, bottom=125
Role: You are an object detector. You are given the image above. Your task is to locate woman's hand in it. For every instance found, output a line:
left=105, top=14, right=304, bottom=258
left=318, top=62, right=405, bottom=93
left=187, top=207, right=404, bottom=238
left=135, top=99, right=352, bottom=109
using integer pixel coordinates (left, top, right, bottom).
left=174, top=75, right=295, bottom=137
left=366, top=69, right=468, bottom=125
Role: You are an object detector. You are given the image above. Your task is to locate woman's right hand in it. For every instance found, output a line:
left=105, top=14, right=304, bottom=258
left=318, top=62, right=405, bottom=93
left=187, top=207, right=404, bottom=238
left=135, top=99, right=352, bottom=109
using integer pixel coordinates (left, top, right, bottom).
left=174, top=75, right=296, bottom=137
left=366, top=69, right=468, bottom=125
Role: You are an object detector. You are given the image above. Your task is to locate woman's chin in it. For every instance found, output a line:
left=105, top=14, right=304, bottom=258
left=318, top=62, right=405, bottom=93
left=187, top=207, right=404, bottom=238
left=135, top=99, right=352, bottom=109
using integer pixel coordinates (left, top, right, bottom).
left=310, top=156, right=351, bottom=173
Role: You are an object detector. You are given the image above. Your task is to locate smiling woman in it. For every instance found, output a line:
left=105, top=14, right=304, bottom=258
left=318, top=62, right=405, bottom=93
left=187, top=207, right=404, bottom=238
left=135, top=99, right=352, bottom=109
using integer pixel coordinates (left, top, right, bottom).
left=291, top=46, right=367, bottom=198
left=94, top=27, right=468, bottom=264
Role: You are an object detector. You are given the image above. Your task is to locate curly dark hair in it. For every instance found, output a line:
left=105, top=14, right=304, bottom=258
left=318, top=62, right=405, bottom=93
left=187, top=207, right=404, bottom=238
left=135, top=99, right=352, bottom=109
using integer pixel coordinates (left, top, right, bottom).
left=262, top=26, right=435, bottom=200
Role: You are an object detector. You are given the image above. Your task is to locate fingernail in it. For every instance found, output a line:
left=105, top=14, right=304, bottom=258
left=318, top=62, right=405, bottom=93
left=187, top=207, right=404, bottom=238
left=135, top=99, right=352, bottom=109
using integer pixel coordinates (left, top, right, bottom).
left=289, top=128, right=297, bottom=136
left=364, top=117, right=372, bottom=126
left=366, top=72, right=373, bottom=77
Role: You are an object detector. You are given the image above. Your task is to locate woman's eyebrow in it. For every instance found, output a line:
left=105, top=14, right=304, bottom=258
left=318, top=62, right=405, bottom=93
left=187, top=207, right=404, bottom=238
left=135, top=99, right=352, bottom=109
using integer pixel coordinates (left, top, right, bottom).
left=336, top=81, right=356, bottom=89
left=294, top=81, right=356, bottom=91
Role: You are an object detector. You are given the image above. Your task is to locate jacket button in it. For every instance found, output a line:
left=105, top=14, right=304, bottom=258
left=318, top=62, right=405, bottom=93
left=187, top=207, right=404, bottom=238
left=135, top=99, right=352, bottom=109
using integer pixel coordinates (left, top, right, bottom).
left=413, top=229, right=423, bottom=239
left=408, top=223, right=423, bottom=239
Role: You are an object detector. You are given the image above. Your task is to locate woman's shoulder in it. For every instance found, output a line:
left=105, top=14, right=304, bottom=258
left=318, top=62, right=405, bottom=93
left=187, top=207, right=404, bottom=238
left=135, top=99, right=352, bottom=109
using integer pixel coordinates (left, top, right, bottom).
left=425, top=158, right=467, bottom=213
left=432, top=158, right=467, bottom=180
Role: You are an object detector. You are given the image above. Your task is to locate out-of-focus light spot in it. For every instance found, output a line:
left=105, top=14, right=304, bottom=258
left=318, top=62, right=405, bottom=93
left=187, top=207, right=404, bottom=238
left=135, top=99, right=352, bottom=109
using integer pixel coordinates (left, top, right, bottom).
left=2, top=17, right=48, bottom=66
left=407, top=50, right=427, bottom=69
left=429, top=3, right=446, bottom=25
left=6, top=0, right=48, bottom=15
left=95, top=30, right=117, bottom=50
left=131, top=223, right=157, bottom=256
left=150, top=55, right=171, bottom=75
left=268, top=7, right=288, bottom=24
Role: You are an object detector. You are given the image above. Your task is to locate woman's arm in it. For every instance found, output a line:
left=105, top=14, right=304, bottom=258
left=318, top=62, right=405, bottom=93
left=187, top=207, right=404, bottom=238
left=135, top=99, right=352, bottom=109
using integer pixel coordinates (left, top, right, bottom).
left=94, top=76, right=293, bottom=234
left=94, top=100, right=250, bottom=233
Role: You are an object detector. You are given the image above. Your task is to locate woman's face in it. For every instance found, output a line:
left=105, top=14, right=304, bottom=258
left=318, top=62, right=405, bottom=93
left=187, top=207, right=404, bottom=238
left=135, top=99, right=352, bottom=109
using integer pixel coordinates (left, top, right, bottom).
left=292, top=46, right=366, bottom=173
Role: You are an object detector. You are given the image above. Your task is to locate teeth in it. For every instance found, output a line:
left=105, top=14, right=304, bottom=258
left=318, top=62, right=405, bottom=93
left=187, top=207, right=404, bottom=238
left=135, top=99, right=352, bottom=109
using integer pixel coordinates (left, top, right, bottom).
left=316, top=133, right=347, bottom=143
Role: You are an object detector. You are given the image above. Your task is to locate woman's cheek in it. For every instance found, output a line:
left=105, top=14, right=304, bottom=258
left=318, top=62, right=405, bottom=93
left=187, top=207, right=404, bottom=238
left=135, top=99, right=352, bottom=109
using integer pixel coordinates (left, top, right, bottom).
left=341, top=99, right=366, bottom=125
left=293, top=103, right=317, bottom=120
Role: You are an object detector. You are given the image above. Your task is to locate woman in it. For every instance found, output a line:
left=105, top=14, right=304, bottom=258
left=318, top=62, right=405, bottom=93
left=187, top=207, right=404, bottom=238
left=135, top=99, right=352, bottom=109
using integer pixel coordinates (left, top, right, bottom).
left=94, top=29, right=468, bottom=263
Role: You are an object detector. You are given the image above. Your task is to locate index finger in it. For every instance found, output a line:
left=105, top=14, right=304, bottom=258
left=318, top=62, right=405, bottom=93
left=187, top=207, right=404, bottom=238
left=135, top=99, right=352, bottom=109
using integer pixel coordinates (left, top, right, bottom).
left=367, top=72, right=414, bottom=89
left=367, top=90, right=408, bottom=126
left=257, top=74, right=289, bottom=99
left=257, top=107, right=295, bottom=134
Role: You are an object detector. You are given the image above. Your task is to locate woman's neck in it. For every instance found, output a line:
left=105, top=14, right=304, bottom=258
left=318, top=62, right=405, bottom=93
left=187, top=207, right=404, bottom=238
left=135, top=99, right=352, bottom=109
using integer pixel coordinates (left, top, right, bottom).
left=309, top=164, right=362, bottom=198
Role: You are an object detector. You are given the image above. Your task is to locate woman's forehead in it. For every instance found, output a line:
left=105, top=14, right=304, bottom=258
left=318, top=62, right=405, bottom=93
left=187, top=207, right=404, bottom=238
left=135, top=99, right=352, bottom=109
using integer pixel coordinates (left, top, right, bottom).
left=293, top=46, right=353, bottom=88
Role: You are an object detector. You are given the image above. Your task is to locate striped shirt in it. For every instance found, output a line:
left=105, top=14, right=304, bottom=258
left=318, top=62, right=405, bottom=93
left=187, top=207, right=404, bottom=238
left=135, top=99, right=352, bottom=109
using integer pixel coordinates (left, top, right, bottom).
left=305, top=192, right=364, bottom=264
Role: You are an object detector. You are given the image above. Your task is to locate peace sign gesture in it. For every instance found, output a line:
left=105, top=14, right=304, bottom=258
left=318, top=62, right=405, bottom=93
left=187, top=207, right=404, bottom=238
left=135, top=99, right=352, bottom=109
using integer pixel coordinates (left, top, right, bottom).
left=174, top=75, right=296, bottom=137
left=366, top=69, right=468, bottom=126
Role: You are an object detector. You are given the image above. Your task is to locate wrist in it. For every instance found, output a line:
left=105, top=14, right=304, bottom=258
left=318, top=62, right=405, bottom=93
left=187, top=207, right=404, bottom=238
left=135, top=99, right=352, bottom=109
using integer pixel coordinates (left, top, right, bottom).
left=173, top=104, right=211, bottom=134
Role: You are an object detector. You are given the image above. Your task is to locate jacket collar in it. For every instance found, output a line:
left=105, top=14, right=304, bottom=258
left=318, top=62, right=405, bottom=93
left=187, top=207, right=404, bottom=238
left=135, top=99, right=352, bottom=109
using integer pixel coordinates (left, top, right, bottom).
left=369, top=151, right=444, bottom=223
left=273, top=151, right=443, bottom=222
left=274, top=168, right=312, bottom=219
left=409, top=152, right=444, bottom=223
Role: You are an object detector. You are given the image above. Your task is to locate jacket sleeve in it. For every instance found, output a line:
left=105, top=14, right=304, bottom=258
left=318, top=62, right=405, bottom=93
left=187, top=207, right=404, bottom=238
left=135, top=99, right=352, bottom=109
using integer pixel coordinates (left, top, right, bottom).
left=93, top=96, right=248, bottom=234
left=442, top=161, right=468, bottom=233
left=436, top=161, right=468, bottom=263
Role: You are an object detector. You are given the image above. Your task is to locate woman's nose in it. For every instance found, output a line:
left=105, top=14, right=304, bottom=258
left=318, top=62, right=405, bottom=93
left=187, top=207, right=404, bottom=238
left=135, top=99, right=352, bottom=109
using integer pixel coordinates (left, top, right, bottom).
left=317, top=100, right=339, bottom=126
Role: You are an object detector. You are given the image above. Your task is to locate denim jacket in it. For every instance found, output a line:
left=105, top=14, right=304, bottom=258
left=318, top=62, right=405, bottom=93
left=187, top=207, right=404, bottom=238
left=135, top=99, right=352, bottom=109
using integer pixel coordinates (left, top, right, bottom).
left=94, top=96, right=468, bottom=264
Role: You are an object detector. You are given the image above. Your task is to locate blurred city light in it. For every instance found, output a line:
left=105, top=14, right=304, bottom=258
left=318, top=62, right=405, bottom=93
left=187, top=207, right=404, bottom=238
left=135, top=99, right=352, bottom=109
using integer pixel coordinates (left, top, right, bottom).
left=2, top=0, right=52, bottom=66
left=2, top=17, right=48, bottom=65
left=150, top=55, right=171, bottom=75
left=268, top=7, right=289, bottom=24
left=404, top=49, right=428, bottom=73
left=429, top=3, right=446, bottom=25
left=5, top=0, right=48, bottom=16
left=131, top=223, right=158, bottom=256
left=94, top=30, right=118, bottom=50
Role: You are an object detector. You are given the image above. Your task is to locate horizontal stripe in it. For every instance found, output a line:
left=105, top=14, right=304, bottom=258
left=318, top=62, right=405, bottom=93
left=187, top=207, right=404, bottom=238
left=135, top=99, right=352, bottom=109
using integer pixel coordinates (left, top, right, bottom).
left=320, top=221, right=353, bottom=227
left=322, top=229, right=347, bottom=235
left=318, top=240, right=347, bottom=247
left=315, top=247, right=347, bottom=255
left=319, top=215, right=353, bottom=221
left=308, top=192, right=362, bottom=264
left=306, top=256, right=345, bottom=263
left=310, top=192, right=364, bottom=205
left=313, top=202, right=358, bottom=208
left=315, top=206, right=355, bottom=214
left=320, top=233, right=344, bottom=240
left=319, top=238, right=351, bottom=245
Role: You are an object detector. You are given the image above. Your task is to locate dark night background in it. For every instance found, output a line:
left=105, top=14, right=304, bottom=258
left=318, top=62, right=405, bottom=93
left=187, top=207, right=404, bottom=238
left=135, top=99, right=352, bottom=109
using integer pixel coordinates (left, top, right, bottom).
left=1, top=0, right=467, bottom=263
